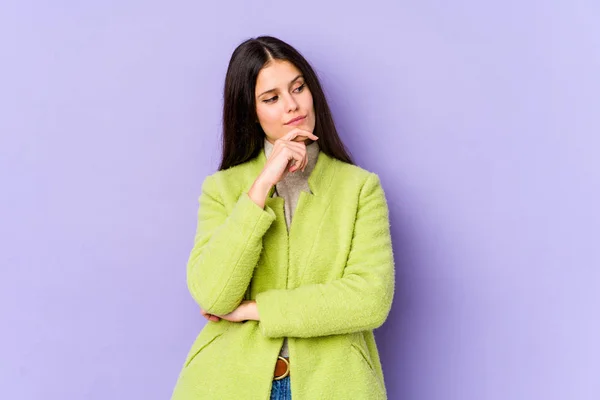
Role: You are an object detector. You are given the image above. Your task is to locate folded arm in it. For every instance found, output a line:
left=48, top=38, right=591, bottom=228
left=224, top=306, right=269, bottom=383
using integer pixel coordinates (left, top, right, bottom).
left=255, top=173, right=395, bottom=338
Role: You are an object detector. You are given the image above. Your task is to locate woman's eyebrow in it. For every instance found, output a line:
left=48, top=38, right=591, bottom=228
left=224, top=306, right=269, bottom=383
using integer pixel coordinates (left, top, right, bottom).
left=257, top=74, right=304, bottom=97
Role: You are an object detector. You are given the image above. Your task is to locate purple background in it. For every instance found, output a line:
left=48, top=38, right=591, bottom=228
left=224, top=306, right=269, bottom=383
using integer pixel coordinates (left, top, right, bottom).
left=1, top=1, right=599, bottom=399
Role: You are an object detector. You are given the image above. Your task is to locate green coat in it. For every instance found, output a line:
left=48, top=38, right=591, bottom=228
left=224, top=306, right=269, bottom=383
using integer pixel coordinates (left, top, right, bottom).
left=171, top=149, right=395, bottom=400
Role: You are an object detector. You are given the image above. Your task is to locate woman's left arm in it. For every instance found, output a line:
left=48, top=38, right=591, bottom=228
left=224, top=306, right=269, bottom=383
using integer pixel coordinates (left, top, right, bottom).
left=254, top=173, right=395, bottom=338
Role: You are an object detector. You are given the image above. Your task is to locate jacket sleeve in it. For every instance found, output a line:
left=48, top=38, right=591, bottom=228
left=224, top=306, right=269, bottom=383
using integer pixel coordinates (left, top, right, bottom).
left=187, top=175, right=276, bottom=315
left=255, top=173, right=395, bottom=338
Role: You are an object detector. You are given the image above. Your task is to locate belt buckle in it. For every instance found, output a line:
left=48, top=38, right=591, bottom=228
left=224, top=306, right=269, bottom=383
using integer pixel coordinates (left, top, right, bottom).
left=273, top=356, right=290, bottom=381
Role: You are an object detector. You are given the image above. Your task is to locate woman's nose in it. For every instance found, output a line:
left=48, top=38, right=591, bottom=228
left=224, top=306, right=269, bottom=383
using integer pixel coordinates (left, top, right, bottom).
left=283, top=93, right=299, bottom=112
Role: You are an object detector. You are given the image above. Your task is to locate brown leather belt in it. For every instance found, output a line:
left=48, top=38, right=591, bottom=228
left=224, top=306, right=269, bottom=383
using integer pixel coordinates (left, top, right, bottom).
left=273, top=356, right=290, bottom=380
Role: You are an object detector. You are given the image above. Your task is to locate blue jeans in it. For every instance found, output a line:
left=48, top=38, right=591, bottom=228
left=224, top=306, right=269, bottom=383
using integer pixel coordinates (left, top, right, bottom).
left=269, top=376, right=291, bottom=400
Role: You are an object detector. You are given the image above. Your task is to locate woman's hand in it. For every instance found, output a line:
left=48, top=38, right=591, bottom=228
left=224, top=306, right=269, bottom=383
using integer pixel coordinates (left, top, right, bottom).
left=200, top=300, right=260, bottom=323
left=248, top=129, right=318, bottom=208
left=259, top=128, right=319, bottom=187
left=200, top=308, right=221, bottom=322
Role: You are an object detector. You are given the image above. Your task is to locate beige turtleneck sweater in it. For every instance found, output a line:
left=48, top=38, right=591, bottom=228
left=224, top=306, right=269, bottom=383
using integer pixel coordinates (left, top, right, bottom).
left=263, top=137, right=320, bottom=357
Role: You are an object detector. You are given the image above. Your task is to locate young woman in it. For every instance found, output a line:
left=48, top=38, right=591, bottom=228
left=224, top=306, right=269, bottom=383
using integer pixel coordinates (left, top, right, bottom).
left=171, top=36, right=395, bottom=400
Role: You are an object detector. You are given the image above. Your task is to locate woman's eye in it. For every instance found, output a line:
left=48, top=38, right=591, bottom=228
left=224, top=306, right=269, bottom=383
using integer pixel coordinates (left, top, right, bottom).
left=262, top=84, right=304, bottom=104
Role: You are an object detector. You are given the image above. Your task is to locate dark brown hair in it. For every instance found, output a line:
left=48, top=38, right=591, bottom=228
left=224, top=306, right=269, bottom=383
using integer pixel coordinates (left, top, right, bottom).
left=218, top=35, right=354, bottom=170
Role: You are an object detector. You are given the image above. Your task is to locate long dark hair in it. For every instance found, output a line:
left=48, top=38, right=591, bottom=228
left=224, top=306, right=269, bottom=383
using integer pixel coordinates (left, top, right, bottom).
left=218, top=36, right=354, bottom=171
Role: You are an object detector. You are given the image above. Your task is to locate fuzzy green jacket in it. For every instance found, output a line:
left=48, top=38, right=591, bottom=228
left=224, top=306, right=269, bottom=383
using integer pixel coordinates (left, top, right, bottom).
left=171, top=149, right=395, bottom=400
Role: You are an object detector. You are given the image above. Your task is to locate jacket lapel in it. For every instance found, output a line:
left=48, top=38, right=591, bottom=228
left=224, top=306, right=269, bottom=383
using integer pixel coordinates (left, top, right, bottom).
left=288, top=151, right=338, bottom=287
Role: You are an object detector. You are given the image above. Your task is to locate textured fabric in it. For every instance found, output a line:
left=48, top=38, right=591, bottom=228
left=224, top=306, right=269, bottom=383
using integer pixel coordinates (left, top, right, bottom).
left=171, top=148, right=395, bottom=400
left=270, top=376, right=291, bottom=400
left=263, top=137, right=320, bottom=358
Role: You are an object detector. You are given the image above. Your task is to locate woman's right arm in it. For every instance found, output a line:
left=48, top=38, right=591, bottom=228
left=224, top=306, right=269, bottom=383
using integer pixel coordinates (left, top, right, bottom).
left=189, top=129, right=318, bottom=317
left=186, top=174, right=275, bottom=316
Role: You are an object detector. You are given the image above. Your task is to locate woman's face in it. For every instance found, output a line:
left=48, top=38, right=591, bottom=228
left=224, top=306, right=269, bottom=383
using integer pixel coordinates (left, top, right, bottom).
left=255, top=60, right=316, bottom=144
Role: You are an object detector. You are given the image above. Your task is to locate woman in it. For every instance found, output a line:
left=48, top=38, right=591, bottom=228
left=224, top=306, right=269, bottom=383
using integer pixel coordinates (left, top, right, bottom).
left=171, top=36, right=395, bottom=400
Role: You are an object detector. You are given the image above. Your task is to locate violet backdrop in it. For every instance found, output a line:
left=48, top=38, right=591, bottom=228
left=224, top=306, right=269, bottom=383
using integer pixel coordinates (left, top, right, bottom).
left=1, top=1, right=599, bottom=399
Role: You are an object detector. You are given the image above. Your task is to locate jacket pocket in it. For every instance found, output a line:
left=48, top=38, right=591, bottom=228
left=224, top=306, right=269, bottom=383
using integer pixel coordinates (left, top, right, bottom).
left=183, top=325, right=228, bottom=368
left=348, top=334, right=386, bottom=398
left=350, top=342, right=376, bottom=373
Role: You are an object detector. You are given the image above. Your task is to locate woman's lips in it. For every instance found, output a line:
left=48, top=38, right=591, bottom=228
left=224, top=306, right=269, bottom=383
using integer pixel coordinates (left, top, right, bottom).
left=285, top=116, right=306, bottom=126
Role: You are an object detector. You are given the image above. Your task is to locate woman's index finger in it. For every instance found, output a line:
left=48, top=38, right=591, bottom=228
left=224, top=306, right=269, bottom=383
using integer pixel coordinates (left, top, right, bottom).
left=282, top=128, right=318, bottom=142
